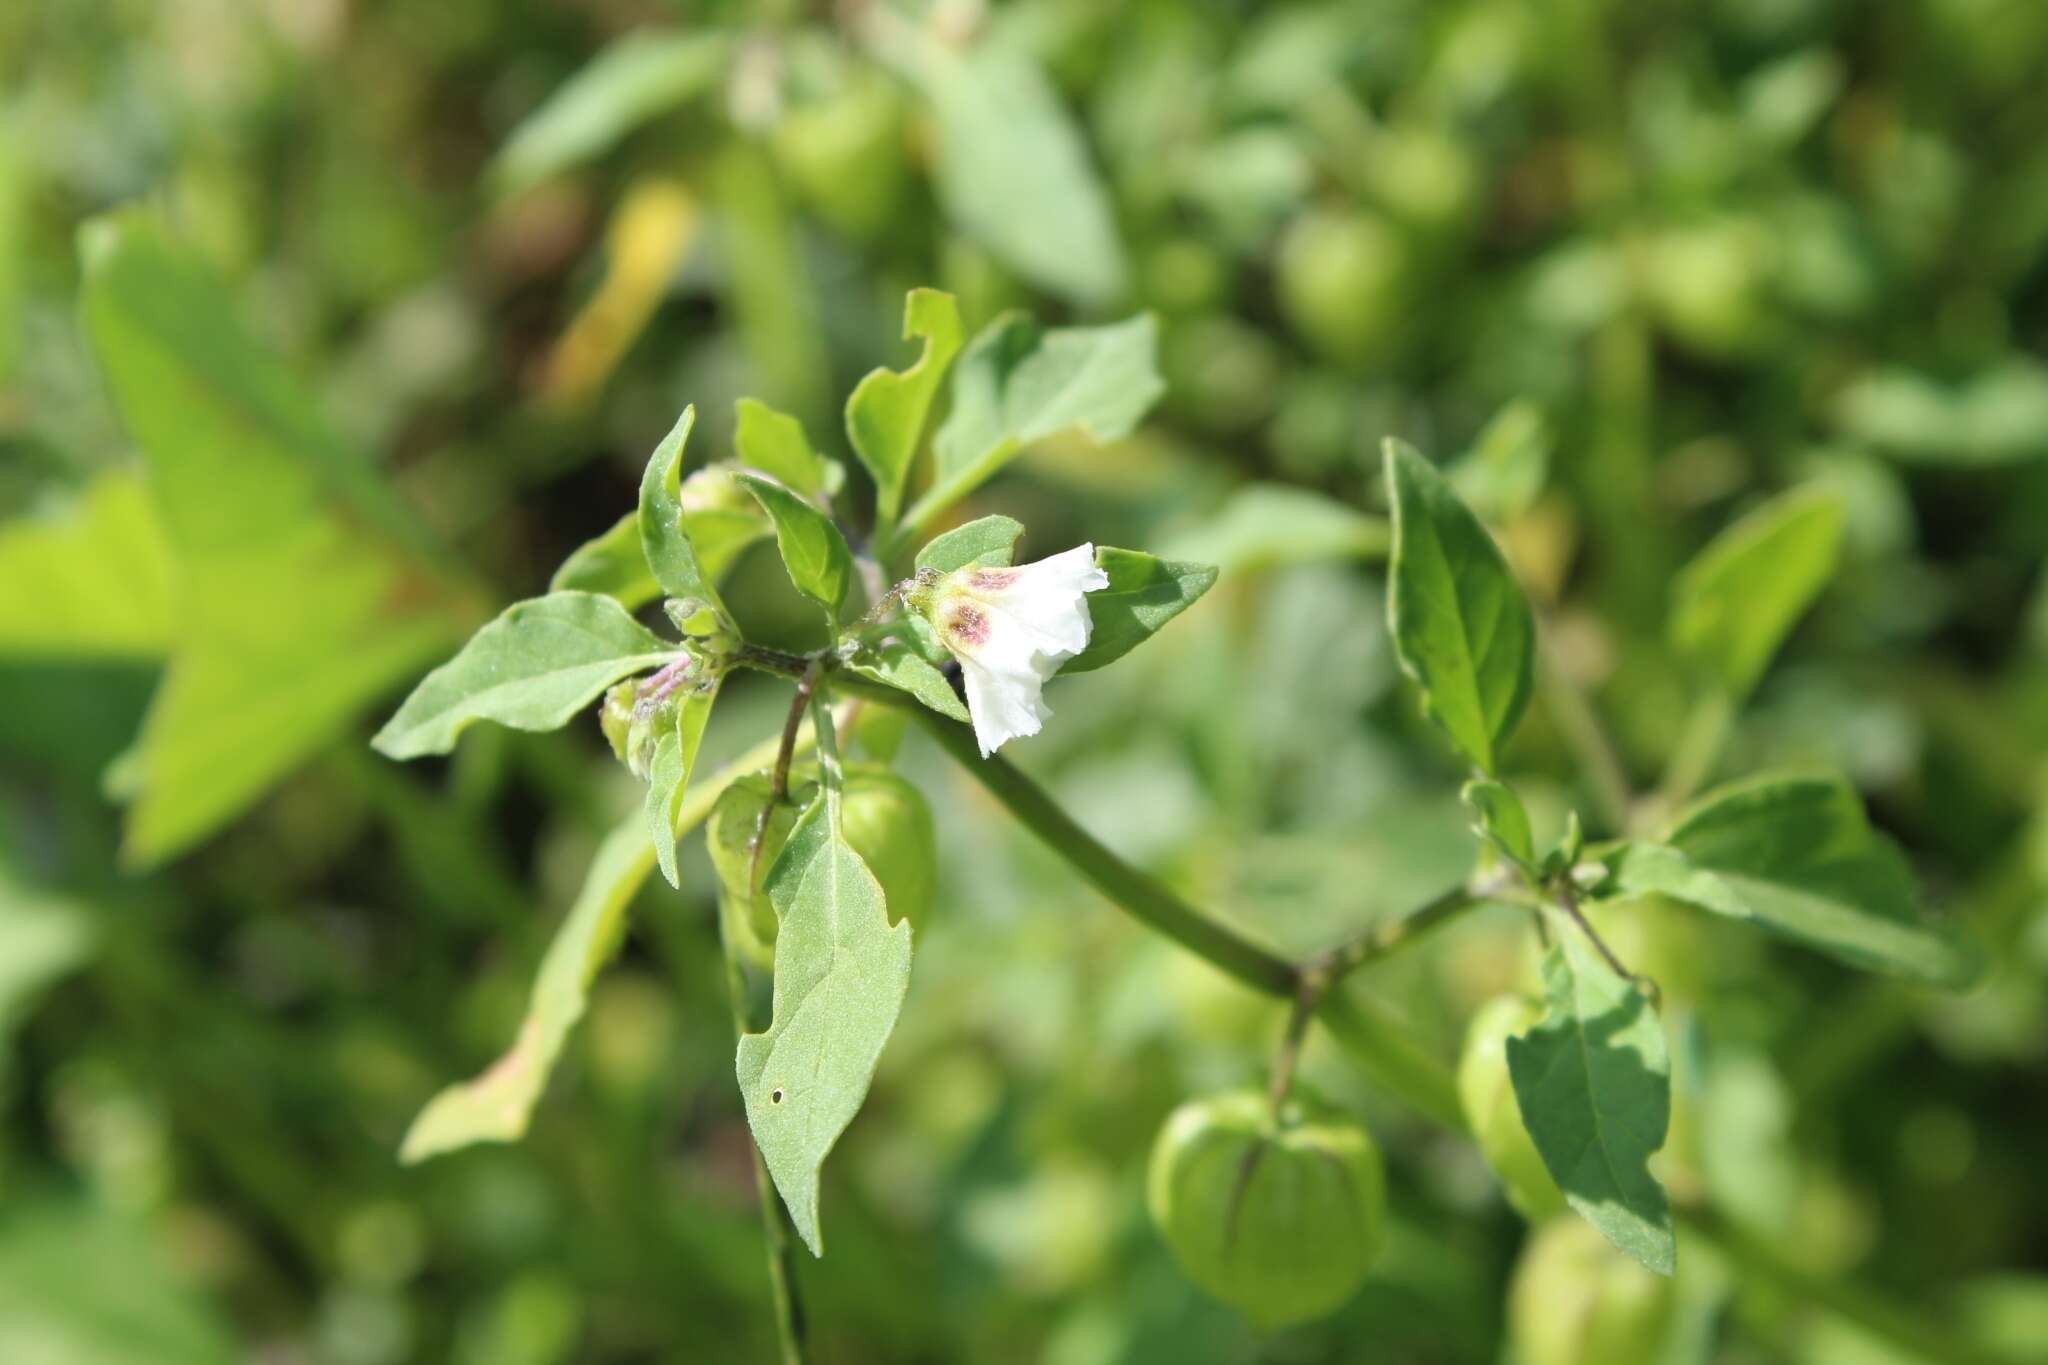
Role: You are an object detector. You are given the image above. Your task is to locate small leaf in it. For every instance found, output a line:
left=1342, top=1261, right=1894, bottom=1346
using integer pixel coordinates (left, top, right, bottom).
left=1462, top=778, right=1536, bottom=871
left=1058, top=548, right=1217, bottom=675
left=491, top=31, right=729, bottom=196
left=736, top=397, right=830, bottom=497
left=1159, top=483, right=1389, bottom=575
left=902, top=313, right=1163, bottom=542
left=735, top=801, right=913, bottom=1257
left=846, top=289, right=963, bottom=526
left=401, top=816, right=651, bottom=1162
left=844, top=638, right=970, bottom=724
left=1450, top=400, right=1552, bottom=524
left=550, top=511, right=658, bottom=608
left=901, top=36, right=1127, bottom=306
left=913, top=514, right=1023, bottom=576
left=637, top=405, right=725, bottom=613
left=372, top=592, right=676, bottom=760
left=737, top=473, right=854, bottom=620
left=1602, top=772, right=1980, bottom=987
left=1832, top=358, right=2048, bottom=466
left=1384, top=438, right=1535, bottom=774
left=1507, top=934, right=1675, bottom=1276
left=1670, top=486, right=1843, bottom=701
left=645, top=681, right=719, bottom=890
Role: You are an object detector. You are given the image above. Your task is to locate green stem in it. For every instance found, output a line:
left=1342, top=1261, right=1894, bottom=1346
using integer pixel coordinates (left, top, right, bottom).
left=910, top=709, right=1298, bottom=998
left=1321, top=881, right=1493, bottom=978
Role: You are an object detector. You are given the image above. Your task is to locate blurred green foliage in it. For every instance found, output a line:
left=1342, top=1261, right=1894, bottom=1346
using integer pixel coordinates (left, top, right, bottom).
left=3, top=1, right=2048, bottom=1362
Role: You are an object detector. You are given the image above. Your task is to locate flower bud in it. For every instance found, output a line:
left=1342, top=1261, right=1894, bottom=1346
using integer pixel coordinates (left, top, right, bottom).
left=1458, top=995, right=1565, bottom=1219
left=1147, top=1090, right=1386, bottom=1328
left=1509, top=1216, right=1677, bottom=1365
left=840, top=766, right=937, bottom=933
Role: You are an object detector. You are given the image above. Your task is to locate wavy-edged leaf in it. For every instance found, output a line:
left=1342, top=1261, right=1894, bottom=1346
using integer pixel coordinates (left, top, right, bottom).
left=902, top=313, right=1162, bottom=541
left=736, top=795, right=913, bottom=1256
left=0, top=470, right=172, bottom=658
left=491, top=31, right=730, bottom=196
left=1384, top=438, right=1534, bottom=774
left=1670, top=485, right=1843, bottom=701
left=737, top=473, right=854, bottom=620
left=372, top=592, right=675, bottom=760
left=913, top=515, right=1023, bottom=576
left=1059, top=548, right=1216, bottom=675
left=1602, top=772, right=1981, bottom=987
left=1507, top=933, right=1675, bottom=1275
left=400, top=816, right=652, bottom=1162
left=847, top=289, right=962, bottom=525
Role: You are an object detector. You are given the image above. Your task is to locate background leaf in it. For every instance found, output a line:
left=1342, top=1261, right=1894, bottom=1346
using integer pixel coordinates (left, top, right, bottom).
left=1058, top=548, right=1217, bottom=675
left=491, top=31, right=730, bottom=196
left=1160, top=483, right=1389, bottom=575
left=1670, top=486, right=1844, bottom=701
left=372, top=592, right=675, bottom=760
left=736, top=799, right=913, bottom=1256
left=78, top=213, right=475, bottom=865
left=1604, top=772, right=1981, bottom=986
left=1507, top=933, right=1676, bottom=1276
left=0, top=470, right=171, bottom=658
left=1384, top=439, right=1535, bottom=774
left=0, top=1201, right=237, bottom=1364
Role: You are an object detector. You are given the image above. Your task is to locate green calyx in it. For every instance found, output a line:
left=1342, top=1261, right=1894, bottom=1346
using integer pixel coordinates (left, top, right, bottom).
left=1147, top=1089, right=1387, bottom=1328
left=1509, top=1216, right=1678, bottom=1365
left=1457, top=995, right=1566, bottom=1220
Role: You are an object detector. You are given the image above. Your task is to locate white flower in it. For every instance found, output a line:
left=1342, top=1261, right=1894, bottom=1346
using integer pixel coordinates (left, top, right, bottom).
left=928, top=544, right=1108, bottom=756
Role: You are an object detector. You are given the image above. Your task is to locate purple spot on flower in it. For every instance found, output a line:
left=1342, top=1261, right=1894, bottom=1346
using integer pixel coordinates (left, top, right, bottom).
left=970, top=568, right=1019, bottom=591
left=945, top=602, right=990, bottom=647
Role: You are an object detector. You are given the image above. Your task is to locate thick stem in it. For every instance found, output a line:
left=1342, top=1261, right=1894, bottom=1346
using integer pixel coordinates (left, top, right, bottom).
left=1320, top=881, right=1493, bottom=978
left=910, top=708, right=1298, bottom=998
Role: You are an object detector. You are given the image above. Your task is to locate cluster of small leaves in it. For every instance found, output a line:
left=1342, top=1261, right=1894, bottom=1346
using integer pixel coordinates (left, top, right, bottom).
left=1381, top=438, right=1980, bottom=1276
left=371, top=288, right=1215, bottom=1255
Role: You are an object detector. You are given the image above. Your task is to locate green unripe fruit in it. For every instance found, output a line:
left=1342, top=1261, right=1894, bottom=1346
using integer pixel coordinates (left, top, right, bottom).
left=839, top=766, right=936, bottom=934
left=1274, top=208, right=1408, bottom=368
left=1509, top=1217, right=1677, bottom=1365
left=1458, top=996, right=1565, bottom=1219
left=1147, top=1090, right=1386, bottom=1328
left=707, top=773, right=811, bottom=952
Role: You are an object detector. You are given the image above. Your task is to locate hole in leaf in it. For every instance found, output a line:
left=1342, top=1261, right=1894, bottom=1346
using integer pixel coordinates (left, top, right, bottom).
left=771, top=1088, right=784, bottom=1104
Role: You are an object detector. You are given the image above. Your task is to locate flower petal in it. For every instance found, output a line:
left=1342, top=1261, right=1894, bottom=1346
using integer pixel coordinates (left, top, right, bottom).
left=959, top=653, right=1051, bottom=756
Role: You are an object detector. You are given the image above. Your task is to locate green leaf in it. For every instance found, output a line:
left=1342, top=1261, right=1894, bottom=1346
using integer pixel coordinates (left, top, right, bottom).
left=0, top=1200, right=237, bottom=1364
left=735, top=397, right=831, bottom=497
left=737, top=473, right=855, bottom=620
left=401, top=815, right=652, bottom=1162
left=78, top=212, right=474, bottom=865
left=913, top=514, right=1023, bottom=576
left=491, top=31, right=730, bottom=196
left=636, top=405, right=725, bottom=613
left=645, top=680, right=719, bottom=891
left=736, top=768, right=914, bottom=1255
left=550, top=511, right=658, bottom=608
left=1059, top=548, right=1218, bottom=675
left=0, top=879, right=93, bottom=1058
left=1832, top=358, right=2048, bottom=466
left=0, top=470, right=173, bottom=658
left=1451, top=400, right=1552, bottom=523
left=1384, top=438, right=1535, bottom=774
left=846, top=289, right=964, bottom=526
left=1462, top=778, right=1536, bottom=871
left=1669, top=485, right=1843, bottom=701
left=1159, top=483, right=1389, bottom=575
left=902, top=36, right=1126, bottom=306
left=844, top=638, right=970, bottom=724
left=1602, top=773, right=1981, bottom=987
left=372, top=593, right=676, bottom=760
left=901, top=312, right=1163, bottom=542
left=1507, top=933, right=1675, bottom=1276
